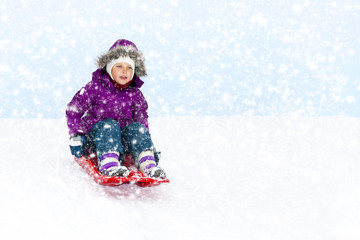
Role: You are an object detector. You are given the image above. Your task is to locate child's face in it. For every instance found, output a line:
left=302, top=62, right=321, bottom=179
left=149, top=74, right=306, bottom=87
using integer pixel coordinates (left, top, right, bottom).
left=111, top=62, right=134, bottom=85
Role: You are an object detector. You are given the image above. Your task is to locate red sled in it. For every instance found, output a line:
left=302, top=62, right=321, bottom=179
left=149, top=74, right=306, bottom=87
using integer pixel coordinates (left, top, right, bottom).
left=74, top=154, right=169, bottom=187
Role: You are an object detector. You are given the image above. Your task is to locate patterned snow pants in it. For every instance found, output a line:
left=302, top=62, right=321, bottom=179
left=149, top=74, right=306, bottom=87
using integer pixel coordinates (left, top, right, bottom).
left=87, top=118, right=159, bottom=168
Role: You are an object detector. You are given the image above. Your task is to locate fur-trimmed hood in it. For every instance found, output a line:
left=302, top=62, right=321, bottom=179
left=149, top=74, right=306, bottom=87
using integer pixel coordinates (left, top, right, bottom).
left=96, top=39, right=147, bottom=77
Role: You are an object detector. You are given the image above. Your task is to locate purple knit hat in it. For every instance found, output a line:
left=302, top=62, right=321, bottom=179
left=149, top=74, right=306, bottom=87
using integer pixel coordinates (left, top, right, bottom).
left=109, top=39, right=138, bottom=51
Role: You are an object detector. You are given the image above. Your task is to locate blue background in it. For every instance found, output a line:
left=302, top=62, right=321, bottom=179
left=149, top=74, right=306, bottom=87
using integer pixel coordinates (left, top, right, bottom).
left=1, top=0, right=359, bottom=118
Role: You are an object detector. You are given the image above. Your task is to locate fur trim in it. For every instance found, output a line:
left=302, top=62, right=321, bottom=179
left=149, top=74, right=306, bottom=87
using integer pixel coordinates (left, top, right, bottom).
left=96, top=45, right=147, bottom=77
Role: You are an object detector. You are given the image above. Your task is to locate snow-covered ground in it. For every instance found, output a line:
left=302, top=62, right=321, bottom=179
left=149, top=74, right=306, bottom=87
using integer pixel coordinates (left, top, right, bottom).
left=1, top=116, right=360, bottom=240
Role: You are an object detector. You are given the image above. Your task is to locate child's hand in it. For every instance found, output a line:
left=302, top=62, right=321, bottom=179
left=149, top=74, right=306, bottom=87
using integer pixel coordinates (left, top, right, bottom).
left=69, top=134, right=87, bottom=158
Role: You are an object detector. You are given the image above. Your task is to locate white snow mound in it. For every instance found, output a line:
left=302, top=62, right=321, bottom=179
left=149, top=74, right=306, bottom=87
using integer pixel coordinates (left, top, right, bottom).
left=1, top=116, right=360, bottom=240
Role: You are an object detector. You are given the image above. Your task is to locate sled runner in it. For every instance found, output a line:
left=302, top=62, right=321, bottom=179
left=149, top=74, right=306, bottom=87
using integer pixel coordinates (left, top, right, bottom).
left=74, top=154, right=169, bottom=187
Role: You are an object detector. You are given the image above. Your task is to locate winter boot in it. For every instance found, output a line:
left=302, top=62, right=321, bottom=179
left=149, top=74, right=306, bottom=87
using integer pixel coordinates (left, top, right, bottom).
left=99, top=151, right=129, bottom=177
left=138, top=150, right=166, bottom=179
left=146, top=166, right=166, bottom=179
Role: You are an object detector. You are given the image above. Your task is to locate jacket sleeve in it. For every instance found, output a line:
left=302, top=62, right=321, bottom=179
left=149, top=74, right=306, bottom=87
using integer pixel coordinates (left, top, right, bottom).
left=132, top=90, right=150, bottom=132
left=65, top=82, right=94, bottom=136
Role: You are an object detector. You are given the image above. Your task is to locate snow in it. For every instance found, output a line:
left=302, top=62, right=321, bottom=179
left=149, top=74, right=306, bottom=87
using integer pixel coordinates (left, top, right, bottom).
left=1, top=0, right=360, bottom=238
left=1, top=0, right=360, bottom=118
left=1, top=116, right=360, bottom=239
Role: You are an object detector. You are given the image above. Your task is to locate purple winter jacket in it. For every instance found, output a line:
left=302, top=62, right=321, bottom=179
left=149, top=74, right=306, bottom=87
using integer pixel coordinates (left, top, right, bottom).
left=66, top=69, right=149, bottom=136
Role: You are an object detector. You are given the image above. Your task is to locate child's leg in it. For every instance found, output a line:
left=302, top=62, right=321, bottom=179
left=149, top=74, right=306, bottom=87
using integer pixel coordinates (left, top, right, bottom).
left=121, top=122, right=165, bottom=178
left=121, top=122, right=155, bottom=167
left=88, top=118, right=128, bottom=176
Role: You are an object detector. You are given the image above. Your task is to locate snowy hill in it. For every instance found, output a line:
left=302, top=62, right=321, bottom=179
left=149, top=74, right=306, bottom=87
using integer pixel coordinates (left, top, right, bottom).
left=1, top=116, right=360, bottom=240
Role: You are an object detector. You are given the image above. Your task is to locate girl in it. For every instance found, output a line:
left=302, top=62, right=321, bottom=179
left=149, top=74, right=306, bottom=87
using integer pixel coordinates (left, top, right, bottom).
left=66, top=39, right=166, bottom=179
